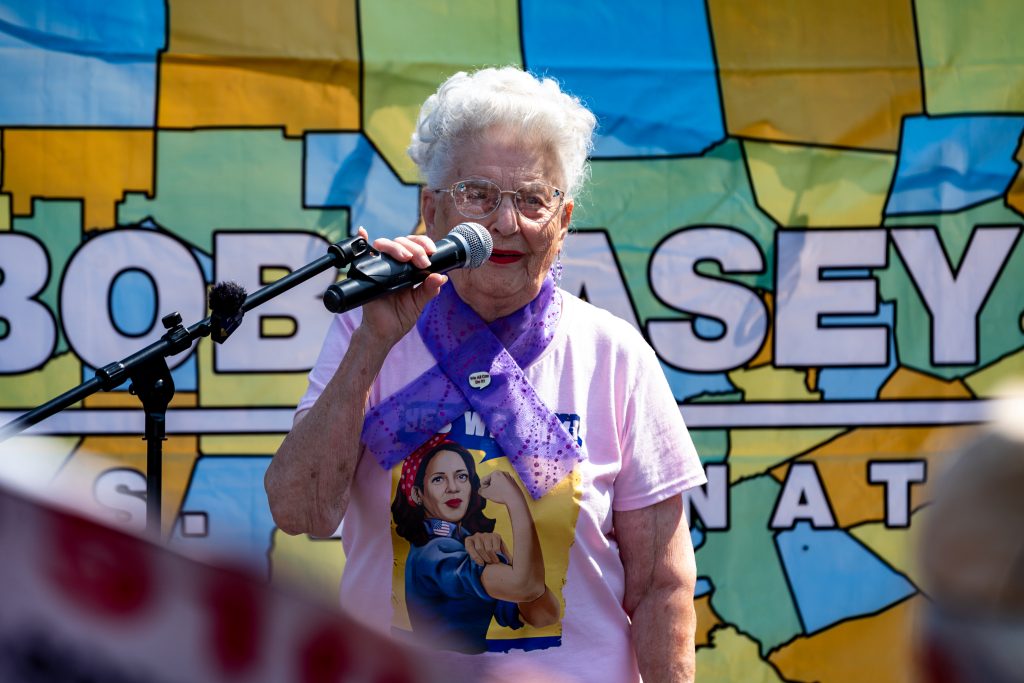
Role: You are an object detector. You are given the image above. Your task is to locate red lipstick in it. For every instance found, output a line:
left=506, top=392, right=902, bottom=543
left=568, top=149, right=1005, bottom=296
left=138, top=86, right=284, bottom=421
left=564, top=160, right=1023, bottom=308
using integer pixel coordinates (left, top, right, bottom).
left=489, top=249, right=523, bottom=265
left=445, top=498, right=463, bottom=508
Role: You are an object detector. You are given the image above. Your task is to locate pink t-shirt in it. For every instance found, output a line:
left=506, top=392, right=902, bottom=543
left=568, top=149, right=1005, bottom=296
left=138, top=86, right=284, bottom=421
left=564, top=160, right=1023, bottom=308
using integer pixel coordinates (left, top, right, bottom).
left=296, top=290, right=706, bottom=682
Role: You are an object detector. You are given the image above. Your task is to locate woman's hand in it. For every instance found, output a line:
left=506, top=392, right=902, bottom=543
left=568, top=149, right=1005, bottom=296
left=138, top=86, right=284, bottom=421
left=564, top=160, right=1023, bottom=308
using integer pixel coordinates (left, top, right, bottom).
left=464, top=532, right=510, bottom=566
left=354, top=227, right=447, bottom=346
left=479, top=471, right=525, bottom=506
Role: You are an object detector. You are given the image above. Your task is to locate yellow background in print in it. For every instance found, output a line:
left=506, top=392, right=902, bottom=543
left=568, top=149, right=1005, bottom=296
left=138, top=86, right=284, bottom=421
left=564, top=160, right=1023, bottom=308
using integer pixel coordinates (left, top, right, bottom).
left=390, top=447, right=581, bottom=645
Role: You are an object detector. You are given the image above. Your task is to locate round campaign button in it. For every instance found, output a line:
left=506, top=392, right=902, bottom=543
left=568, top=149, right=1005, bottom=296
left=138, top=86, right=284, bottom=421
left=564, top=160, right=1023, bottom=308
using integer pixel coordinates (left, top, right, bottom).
left=468, top=371, right=491, bottom=389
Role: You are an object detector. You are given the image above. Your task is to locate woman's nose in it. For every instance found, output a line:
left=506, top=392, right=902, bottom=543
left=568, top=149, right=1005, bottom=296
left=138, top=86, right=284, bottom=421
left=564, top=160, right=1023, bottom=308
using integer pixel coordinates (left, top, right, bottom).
left=489, top=193, right=520, bottom=236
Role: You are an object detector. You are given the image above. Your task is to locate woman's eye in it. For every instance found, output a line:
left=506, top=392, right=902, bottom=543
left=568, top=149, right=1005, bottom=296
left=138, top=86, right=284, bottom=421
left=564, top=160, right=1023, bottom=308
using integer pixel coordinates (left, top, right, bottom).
left=458, top=473, right=468, bottom=481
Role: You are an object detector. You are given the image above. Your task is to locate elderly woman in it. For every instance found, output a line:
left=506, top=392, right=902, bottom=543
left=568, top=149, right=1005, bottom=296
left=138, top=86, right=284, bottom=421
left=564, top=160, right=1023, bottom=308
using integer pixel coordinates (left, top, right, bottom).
left=265, top=67, right=705, bottom=682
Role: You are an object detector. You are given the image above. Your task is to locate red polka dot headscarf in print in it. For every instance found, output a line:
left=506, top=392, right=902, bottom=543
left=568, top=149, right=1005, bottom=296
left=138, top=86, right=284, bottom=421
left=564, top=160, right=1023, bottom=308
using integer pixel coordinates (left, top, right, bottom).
left=398, top=433, right=454, bottom=505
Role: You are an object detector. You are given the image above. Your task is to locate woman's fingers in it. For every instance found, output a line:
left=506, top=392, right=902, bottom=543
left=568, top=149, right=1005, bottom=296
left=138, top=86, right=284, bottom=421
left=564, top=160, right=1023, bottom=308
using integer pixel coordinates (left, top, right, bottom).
left=372, top=234, right=437, bottom=269
left=466, top=533, right=505, bottom=565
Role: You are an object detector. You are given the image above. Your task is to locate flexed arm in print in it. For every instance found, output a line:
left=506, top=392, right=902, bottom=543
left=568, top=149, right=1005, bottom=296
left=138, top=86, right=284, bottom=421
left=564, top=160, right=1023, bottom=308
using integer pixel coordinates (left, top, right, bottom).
left=477, top=471, right=559, bottom=627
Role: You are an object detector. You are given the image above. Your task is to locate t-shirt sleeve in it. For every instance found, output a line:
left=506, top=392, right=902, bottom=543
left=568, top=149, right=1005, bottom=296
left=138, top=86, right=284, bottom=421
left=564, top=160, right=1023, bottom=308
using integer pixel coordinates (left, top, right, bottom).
left=295, top=309, right=362, bottom=417
left=612, top=342, right=706, bottom=512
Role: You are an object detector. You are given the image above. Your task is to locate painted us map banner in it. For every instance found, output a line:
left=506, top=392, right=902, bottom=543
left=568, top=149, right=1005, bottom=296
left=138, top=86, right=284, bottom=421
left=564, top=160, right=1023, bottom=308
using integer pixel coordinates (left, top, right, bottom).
left=1, top=1, right=1023, bottom=681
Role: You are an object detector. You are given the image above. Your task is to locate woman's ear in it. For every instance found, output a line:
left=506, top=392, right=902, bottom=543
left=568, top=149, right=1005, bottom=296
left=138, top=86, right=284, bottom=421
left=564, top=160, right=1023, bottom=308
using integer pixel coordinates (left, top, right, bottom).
left=420, top=187, right=436, bottom=232
left=411, top=487, right=423, bottom=506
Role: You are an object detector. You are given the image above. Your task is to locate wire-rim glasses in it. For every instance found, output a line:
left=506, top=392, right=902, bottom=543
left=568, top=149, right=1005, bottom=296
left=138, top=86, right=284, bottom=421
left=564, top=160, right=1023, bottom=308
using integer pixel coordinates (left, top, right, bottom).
left=433, top=178, right=564, bottom=223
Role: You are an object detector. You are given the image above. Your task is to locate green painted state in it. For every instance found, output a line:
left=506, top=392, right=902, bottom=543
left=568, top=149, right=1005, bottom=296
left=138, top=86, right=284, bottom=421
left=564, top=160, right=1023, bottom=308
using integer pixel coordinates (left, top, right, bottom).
left=579, top=139, right=778, bottom=324
left=690, top=428, right=729, bottom=464
left=882, top=198, right=1024, bottom=380
left=119, top=130, right=347, bottom=252
left=14, top=199, right=83, bottom=355
left=360, top=0, right=522, bottom=182
left=916, top=0, right=1024, bottom=114
left=695, top=474, right=804, bottom=654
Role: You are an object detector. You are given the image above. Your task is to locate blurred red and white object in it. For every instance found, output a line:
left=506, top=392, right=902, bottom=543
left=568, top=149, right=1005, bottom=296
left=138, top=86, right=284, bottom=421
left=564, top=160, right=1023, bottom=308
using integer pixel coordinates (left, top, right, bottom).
left=0, top=480, right=436, bottom=683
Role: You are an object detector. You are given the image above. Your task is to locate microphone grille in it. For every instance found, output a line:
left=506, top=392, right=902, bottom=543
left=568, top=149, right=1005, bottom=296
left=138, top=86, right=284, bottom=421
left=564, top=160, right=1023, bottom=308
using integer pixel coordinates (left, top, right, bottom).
left=451, top=222, right=493, bottom=269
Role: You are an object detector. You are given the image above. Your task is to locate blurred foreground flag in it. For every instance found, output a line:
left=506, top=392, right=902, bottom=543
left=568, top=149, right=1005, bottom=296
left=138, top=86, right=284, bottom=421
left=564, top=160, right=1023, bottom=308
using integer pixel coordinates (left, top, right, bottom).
left=0, top=482, right=431, bottom=683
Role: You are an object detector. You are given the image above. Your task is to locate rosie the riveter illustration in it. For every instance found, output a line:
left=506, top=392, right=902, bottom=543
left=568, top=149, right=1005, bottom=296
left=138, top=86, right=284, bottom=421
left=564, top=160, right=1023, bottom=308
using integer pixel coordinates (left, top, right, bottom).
left=390, top=438, right=559, bottom=653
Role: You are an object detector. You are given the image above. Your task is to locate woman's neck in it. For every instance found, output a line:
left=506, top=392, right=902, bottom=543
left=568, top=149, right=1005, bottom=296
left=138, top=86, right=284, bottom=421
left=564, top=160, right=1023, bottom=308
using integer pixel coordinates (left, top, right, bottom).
left=453, top=281, right=541, bottom=322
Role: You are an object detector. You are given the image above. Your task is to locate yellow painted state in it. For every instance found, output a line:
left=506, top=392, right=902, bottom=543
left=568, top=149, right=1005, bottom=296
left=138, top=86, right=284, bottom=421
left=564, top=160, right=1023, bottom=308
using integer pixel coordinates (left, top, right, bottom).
left=360, top=0, right=523, bottom=182
left=916, top=0, right=1024, bottom=114
left=269, top=530, right=346, bottom=607
left=746, top=292, right=774, bottom=369
left=84, top=388, right=197, bottom=409
left=707, top=0, right=922, bottom=151
left=849, top=507, right=928, bottom=589
left=695, top=626, right=788, bottom=683
left=261, top=317, right=297, bottom=338
left=0, top=138, right=6, bottom=229
left=201, top=434, right=286, bottom=456
left=729, top=365, right=821, bottom=401
left=966, top=348, right=1024, bottom=397
left=0, top=194, right=9, bottom=230
left=728, top=365, right=842, bottom=481
left=1007, top=138, right=1024, bottom=217
left=744, top=141, right=896, bottom=227
left=196, top=332, right=309, bottom=408
left=731, top=427, right=844, bottom=484
left=695, top=595, right=723, bottom=648
left=158, top=0, right=359, bottom=135
left=53, top=433, right=200, bottom=538
left=879, top=367, right=974, bottom=400
left=0, top=353, right=82, bottom=409
left=3, top=129, right=154, bottom=230
left=774, top=425, right=975, bottom=527
left=769, top=596, right=921, bottom=683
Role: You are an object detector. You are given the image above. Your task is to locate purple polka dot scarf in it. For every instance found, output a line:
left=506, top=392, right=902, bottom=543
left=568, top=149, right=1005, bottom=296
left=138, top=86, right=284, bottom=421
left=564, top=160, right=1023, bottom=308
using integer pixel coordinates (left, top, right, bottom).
left=361, top=275, right=583, bottom=499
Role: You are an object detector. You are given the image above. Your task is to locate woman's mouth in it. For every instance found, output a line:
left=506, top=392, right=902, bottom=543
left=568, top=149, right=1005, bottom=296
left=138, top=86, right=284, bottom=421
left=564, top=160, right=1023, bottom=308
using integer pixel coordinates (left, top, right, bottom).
left=489, top=250, right=524, bottom=265
left=444, top=498, right=463, bottom=508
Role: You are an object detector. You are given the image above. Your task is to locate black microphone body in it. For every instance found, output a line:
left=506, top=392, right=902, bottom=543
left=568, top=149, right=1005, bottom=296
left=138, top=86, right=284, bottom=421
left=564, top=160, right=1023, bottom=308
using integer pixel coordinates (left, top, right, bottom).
left=323, top=223, right=492, bottom=313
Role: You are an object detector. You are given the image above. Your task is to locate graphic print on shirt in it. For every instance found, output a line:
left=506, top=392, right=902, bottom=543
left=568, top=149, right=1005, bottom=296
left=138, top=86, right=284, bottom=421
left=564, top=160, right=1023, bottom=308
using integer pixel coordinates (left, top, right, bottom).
left=389, top=409, right=584, bottom=654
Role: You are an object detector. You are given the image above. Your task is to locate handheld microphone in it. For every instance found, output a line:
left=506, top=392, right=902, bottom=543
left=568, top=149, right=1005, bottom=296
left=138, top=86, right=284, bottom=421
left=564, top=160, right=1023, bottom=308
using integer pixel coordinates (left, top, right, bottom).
left=322, top=222, right=493, bottom=313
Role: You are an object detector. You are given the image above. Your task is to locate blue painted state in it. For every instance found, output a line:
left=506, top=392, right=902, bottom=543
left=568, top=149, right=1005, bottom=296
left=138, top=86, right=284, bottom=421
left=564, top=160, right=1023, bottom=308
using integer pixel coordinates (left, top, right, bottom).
left=694, top=316, right=725, bottom=339
left=0, top=1, right=165, bottom=126
left=110, top=269, right=157, bottom=336
left=817, top=302, right=897, bottom=400
left=886, top=116, right=1024, bottom=215
left=304, top=133, right=421, bottom=239
left=776, top=521, right=916, bottom=634
left=660, top=361, right=737, bottom=402
left=521, top=0, right=724, bottom=157
left=169, top=456, right=277, bottom=576
left=694, top=577, right=712, bottom=598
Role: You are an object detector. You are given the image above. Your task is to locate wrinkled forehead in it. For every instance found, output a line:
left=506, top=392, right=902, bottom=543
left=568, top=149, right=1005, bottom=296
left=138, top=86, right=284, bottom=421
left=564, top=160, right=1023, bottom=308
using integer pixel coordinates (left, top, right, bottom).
left=444, top=126, right=563, bottom=187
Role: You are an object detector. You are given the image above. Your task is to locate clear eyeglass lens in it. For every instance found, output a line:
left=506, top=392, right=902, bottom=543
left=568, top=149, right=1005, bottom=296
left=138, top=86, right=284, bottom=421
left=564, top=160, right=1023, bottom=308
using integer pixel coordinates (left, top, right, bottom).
left=451, top=179, right=561, bottom=221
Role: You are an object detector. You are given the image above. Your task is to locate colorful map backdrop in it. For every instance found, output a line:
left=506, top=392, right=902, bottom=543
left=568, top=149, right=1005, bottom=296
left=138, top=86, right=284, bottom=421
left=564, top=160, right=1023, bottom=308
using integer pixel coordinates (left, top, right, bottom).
left=2, top=1, right=1023, bottom=681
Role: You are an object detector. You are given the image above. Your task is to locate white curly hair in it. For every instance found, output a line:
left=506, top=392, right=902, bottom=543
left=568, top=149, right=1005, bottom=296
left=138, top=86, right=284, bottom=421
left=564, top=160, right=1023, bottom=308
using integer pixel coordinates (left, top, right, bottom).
left=408, top=66, right=597, bottom=199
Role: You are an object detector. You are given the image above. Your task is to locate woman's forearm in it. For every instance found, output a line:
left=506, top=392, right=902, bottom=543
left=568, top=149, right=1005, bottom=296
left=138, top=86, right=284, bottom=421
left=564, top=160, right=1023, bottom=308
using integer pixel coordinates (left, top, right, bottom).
left=482, top=495, right=546, bottom=602
left=264, top=326, right=391, bottom=537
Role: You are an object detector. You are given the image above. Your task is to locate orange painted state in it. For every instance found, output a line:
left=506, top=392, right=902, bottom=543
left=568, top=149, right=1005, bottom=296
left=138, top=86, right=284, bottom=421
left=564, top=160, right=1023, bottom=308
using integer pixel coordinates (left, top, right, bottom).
left=707, top=0, right=923, bottom=151
left=768, top=596, right=922, bottom=683
left=3, top=129, right=154, bottom=230
left=158, top=0, right=360, bottom=135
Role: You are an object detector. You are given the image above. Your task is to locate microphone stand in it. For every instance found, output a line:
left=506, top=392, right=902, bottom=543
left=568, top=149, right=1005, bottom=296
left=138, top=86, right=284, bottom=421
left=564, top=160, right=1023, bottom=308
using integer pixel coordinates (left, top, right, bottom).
left=0, top=236, right=371, bottom=539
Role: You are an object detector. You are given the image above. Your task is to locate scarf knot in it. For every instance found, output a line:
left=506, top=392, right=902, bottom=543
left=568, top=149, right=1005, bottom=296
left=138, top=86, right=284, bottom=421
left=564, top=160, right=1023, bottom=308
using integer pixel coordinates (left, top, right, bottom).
left=361, top=277, right=583, bottom=499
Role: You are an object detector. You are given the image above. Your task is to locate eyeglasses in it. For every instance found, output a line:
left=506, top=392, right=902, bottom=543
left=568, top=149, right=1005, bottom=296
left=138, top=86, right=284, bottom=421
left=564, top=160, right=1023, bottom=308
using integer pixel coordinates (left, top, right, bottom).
left=433, top=178, right=564, bottom=223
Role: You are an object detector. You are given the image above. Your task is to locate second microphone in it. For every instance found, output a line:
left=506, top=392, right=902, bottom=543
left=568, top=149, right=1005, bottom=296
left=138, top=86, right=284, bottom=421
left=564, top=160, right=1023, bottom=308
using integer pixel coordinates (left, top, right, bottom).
left=322, top=222, right=493, bottom=314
